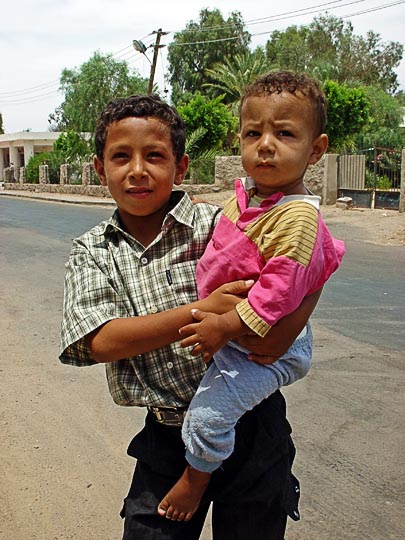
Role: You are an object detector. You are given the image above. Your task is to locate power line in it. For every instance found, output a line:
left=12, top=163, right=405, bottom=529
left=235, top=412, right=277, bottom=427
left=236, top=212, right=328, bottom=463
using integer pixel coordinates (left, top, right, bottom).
left=247, top=0, right=405, bottom=37
left=0, top=80, right=60, bottom=97
left=1, top=0, right=403, bottom=102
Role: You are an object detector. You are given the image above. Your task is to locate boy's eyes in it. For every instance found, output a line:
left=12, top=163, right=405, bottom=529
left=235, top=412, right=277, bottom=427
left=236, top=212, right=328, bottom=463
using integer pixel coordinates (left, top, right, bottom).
left=112, top=152, right=128, bottom=159
left=110, top=150, right=166, bottom=160
left=147, top=150, right=164, bottom=159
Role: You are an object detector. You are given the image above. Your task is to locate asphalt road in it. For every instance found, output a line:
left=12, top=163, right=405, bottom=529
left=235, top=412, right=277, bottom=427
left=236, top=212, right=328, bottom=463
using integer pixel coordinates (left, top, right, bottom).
left=1, top=196, right=404, bottom=540
left=2, top=196, right=404, bottom=352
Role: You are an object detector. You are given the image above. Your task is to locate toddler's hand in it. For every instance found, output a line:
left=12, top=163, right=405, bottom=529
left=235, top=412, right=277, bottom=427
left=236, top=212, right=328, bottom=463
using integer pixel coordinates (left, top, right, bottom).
left=179, top=309, right=229, bottom=363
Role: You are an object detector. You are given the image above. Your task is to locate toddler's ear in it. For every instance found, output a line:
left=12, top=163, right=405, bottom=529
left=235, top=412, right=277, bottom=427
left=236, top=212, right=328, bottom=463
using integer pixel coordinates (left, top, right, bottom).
left=93, top=155, right=107, bottom=185
left=308, top=134, right=328, bottom=165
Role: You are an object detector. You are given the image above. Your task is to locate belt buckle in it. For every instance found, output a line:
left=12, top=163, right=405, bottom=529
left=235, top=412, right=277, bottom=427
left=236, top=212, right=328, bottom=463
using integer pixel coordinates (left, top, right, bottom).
left=150, top=406, right=185, bottom=427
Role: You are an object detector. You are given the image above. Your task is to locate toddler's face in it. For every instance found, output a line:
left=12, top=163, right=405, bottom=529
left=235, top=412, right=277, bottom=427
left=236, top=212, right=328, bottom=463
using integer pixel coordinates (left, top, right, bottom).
left=240, top=92, right=327, bottom=198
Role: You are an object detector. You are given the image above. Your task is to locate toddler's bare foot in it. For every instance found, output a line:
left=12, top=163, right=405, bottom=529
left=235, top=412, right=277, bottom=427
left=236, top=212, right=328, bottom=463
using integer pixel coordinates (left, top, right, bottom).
left=157, top=466, right=211, bottom=522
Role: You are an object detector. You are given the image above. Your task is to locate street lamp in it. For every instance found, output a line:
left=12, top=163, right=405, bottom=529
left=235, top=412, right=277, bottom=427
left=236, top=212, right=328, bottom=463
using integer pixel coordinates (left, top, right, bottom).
left=132, top=39, right=150, bottom=62
left=133, top=30, right=167, bottom=94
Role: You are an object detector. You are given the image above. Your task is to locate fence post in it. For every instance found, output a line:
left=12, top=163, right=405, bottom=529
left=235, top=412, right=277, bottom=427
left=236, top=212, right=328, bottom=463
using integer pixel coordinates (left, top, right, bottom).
left=39, top=165, right=49, bottom=184
left=399, top=149, right=405, bottom=213
left=60, top=164, right=70, bottom=185
left=82, top=162, right=94, bottom=185
left=19, top=166, right=26, bottom=185
left=322, top=154, right=339, bottom=205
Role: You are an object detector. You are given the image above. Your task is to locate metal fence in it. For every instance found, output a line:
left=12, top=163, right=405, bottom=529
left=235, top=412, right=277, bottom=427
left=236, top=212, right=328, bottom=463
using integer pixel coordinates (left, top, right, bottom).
left=337, top=147, right=402, bottom=209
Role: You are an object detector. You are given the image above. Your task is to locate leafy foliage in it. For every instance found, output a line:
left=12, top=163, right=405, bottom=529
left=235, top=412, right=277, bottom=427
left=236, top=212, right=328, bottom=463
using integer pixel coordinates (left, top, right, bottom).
left=168, top=8, right=251, bottom=104
left=266, top=14, right=403, bottom=93
left=49, top=52, right=148, bottom=133
left=53, top=130, right=93, bottom=180
left=0, top=113, right=4, bottom=134
left=178, top=94, right=237, bottom=153
left=355, top=86, right=404, bottom=149
left=26, top=152, right=61, bottom=184
left=323, top=80, right=370, bottom=151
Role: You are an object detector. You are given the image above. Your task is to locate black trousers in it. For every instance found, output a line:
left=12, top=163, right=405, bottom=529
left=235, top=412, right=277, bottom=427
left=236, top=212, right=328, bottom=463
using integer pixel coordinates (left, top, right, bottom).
left=121, top=391, right=300, bottom=540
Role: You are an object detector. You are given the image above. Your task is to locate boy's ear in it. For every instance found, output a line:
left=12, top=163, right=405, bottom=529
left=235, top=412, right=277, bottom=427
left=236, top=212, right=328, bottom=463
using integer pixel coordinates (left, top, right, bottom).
left=93, top=155, right=107, bottom=186
left=308, top=134, right=328, bottom=165
left=174, top=154, right=189, bottom=186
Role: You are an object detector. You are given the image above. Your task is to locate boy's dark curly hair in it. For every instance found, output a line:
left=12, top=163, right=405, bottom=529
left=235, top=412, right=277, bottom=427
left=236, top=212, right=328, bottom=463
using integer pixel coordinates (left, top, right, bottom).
left=240, top=71, right=327, bottom=136
left=94, top=94, right=186, bottom=163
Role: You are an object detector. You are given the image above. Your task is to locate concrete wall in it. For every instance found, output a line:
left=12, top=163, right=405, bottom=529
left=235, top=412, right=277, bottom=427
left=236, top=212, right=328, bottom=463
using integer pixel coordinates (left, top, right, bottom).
left=215, top=154, right=328, bottom=201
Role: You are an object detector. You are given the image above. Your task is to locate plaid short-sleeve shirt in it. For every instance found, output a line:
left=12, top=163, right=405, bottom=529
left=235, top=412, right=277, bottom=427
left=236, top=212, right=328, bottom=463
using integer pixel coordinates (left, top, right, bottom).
left=59, top=191, right=221, bottom=408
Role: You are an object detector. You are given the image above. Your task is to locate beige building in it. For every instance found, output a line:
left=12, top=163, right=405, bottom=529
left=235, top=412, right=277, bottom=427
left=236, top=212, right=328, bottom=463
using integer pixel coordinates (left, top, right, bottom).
left=0, top=131, right=62, bottom=181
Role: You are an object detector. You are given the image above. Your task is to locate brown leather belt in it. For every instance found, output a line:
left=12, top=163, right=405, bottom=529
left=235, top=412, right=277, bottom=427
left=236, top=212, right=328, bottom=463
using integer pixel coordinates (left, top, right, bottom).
left=147, top=406, right=188, bottom=427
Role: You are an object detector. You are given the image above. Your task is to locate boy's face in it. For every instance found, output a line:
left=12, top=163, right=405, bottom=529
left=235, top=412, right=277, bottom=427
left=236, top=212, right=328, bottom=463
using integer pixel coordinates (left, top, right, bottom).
left=94, top=116, right=188, bottom=237
left=239, top=92, right=328, bottom=198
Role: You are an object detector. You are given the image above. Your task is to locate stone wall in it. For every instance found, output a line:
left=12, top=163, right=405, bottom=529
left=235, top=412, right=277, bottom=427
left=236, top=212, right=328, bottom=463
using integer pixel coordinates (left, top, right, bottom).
left=215, top=155, right=325, bottom=198
left=3, top=154, right=333, bottom=202
left=2, top=183, right=112, bottom=197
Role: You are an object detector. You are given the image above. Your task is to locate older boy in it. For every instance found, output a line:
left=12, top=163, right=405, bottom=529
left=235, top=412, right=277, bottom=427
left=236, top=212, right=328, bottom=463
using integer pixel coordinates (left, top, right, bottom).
left=60, top=94, right=320, bottom=540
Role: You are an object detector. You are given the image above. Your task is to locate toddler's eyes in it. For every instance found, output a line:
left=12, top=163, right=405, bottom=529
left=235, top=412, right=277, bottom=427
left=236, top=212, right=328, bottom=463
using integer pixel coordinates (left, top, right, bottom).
left=278, top=130, right=293, bottom=137
left=246, top=130, right=260, bottom=138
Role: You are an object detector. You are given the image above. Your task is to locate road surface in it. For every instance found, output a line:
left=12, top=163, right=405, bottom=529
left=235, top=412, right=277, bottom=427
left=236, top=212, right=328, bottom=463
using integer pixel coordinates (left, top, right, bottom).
left=0, top=196, right=404, bottom=539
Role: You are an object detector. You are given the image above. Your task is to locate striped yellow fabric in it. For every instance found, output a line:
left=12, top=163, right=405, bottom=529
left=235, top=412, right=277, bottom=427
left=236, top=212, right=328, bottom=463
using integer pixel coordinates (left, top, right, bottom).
left=245, top=201, right=319, bottom=266
left=236, top=299, right=271, bottom=337
left=222, top=194, right=240, bottom=222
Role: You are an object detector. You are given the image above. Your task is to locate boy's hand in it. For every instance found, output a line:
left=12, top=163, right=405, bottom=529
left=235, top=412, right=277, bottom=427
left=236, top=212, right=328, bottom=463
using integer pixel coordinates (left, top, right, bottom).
left=180, top=308, right=247, bottom=362
left=200, top=280, right=254, bottom=315
left=236, top=288, right=323, bottom=364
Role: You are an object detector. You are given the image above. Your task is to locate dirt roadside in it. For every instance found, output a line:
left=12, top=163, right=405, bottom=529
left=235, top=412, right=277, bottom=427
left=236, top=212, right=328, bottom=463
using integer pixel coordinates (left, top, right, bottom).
left=0, top=189, right=404, bottom=540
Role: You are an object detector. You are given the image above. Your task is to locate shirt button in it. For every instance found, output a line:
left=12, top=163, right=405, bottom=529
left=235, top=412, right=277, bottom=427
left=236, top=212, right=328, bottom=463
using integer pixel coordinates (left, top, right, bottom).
left=167, top=362, right=174, bottom=369
left=140, top=257, right=148, bottom=265
left=150, top=306, right=158, bottom=314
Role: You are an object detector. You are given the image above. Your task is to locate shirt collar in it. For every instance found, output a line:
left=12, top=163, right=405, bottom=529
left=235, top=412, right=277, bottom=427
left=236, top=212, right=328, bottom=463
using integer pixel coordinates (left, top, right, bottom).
left=91, top=190, right=194, bottom=238
left=240, top=177, right=320, bottom=210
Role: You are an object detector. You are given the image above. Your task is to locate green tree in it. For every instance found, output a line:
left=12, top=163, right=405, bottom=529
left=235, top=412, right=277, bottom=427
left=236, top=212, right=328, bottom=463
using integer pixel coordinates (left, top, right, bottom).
left=356, top=86, right=404, bottom=149
left=168, top=8, right=251, bottom=104
left=266, top=14, right=403, bottom=93
left=0, top=113, right=4, bottom=134
left=178, top=94, right=237, bottom=153
left=49, top=51, right=148, bottom=132
left=265, top=25, right=310, bottom=73
left=323, top=80, right=370, bottom=151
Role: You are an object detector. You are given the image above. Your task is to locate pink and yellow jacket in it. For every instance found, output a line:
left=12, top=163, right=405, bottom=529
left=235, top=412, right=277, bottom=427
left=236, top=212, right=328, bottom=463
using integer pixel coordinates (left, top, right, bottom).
left=197, top=178, right=346, bottom=337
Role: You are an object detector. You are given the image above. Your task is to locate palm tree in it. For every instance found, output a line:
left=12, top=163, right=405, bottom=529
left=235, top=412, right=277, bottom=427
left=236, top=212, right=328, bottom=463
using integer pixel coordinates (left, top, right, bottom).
left=204, top=50, right=273, bottom=111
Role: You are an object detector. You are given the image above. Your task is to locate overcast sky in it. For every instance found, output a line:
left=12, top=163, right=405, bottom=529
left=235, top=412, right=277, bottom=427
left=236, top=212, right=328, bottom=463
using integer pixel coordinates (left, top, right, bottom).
left=1, top=0, right=404, bottom=133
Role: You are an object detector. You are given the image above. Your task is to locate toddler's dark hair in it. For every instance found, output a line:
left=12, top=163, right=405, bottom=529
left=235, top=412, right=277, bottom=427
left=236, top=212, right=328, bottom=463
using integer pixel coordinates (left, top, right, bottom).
left=94, top=94, right=185, bottom=163
left=241, top=71, right=327, bottom=135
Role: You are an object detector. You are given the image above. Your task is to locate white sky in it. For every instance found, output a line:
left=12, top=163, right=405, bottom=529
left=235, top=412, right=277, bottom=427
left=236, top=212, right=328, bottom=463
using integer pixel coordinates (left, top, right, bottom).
left=1, top=0, right=404, bottom=133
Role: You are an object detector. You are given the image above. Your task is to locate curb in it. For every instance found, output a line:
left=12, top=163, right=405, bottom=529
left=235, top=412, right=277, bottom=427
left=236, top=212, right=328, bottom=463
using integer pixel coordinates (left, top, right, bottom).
left=0, top=190, right=116, bottom=207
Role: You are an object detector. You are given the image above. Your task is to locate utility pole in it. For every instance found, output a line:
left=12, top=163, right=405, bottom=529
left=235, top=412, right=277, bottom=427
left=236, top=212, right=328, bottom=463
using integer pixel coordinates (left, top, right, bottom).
left=148, top=28, right=168, bottom=94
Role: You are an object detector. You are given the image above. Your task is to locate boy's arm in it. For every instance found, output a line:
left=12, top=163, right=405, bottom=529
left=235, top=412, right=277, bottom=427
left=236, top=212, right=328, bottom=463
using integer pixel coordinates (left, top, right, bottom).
left=86, top=280, right=253, bottom=363
left=238, top=287, right=322, bottom=364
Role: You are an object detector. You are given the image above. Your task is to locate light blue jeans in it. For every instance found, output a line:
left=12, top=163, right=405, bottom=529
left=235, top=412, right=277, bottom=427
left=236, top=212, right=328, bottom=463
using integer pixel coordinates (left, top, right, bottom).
left=182, top=323, right=312, bottom=472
